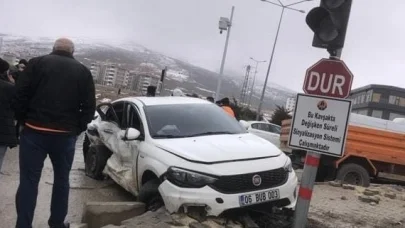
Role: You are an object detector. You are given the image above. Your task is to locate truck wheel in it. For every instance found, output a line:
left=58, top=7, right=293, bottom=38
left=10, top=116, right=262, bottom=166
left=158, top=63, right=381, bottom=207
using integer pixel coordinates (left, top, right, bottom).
left=83, top=133, right=90, bottom=163
left=138, top=179, right=163, bottom=211
left=85, top=145, right=112, bottom=180
left=336, top=163, right=370, bottom=187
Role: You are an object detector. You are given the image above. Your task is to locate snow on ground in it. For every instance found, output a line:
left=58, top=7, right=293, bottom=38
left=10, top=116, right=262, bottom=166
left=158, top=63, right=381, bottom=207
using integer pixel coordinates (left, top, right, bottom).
left=166, top=71, right=189, bottom=82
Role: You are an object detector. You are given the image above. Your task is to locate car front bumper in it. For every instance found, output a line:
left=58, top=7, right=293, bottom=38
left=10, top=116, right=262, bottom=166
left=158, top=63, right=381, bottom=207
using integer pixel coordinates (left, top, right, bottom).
left=159, top=170, right=298, bottom=216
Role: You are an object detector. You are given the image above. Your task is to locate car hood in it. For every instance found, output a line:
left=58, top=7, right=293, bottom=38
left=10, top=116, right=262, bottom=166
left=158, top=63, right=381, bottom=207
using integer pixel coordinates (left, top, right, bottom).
left=153, top=133, right=282, bottom=163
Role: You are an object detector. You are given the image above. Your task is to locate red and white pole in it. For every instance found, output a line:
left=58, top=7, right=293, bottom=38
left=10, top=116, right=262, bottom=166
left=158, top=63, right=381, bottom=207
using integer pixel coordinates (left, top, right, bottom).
left=293, top=151, right=321, bottom=228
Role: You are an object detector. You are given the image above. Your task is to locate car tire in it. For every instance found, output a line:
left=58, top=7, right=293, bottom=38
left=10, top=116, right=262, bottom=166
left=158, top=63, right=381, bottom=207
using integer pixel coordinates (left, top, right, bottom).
left=138, top=179, right=163, bottom=211
left=336, top=163, right=370, bottom=187
left=85, top=145, right=112, bottom=180
left=83, top=133, right=90, bottom=163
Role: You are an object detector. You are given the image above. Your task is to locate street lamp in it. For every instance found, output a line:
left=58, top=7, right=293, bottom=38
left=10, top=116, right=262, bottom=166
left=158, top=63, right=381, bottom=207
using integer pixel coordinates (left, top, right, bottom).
left=215, top=6, right=235, bottom=102
left=248, top=57, right=266, bottom=109
left=256, top=0, right=312, bottom=120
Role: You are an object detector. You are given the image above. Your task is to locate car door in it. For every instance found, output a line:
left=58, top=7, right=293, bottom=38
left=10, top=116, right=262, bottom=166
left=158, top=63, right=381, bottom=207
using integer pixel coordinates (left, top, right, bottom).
left=262, top=123, right=281, bottom=147
left=249, top=122, right=280, bottom=147
left=119, top=102, right=145, bottom=194
left=96, top=101, right=125, bottom=156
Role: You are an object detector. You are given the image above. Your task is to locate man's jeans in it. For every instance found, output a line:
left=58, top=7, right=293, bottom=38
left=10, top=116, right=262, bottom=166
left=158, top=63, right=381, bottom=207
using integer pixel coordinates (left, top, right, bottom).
left=16, top=128, right=77, bottom=228
left=0, top=145, right=7, bottom=171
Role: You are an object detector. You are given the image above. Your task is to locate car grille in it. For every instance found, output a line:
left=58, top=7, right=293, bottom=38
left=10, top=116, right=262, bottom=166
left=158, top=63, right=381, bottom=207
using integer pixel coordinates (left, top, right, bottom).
left=210, top=168, right=289, bottom=194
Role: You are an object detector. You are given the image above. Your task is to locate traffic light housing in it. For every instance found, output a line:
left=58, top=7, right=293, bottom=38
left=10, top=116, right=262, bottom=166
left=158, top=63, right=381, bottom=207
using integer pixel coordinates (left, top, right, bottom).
left=306, top=0, right=352, bottom=51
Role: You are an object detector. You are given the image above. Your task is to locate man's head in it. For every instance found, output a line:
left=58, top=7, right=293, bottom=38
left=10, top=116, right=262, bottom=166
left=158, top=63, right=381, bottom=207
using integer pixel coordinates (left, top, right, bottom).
left=19, top=59, right=28, bottom=66
left=207, top=97, right=214, bottom=103
left=0, top=58, right=9, bottom=74
left=53, top=38, right=75, bottom=54
left=147, top=85, right=157, bottom=97
left=221, top=97, right=231, bottom=106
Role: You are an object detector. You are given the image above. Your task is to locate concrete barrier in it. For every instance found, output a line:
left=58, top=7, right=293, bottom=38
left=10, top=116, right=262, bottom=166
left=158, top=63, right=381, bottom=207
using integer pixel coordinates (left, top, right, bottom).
left=82, top=202, right=145, bottom=228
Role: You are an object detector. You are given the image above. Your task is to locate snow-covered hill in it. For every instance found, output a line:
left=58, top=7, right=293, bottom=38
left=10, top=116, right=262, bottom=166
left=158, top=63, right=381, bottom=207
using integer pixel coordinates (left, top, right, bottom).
left=0, top=34, right=296, bottom=110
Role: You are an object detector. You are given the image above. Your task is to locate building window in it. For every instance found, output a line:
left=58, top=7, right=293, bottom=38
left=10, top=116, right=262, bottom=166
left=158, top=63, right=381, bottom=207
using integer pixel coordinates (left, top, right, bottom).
left=357, top=109, right=368, bottom=116
left=388, top=95, right=400, bottom=105
left=352, top=97, right=357, bottom=105
left=371, top=110, right=383, bottom=119
left=366, top=90, right=372, bottom=102
left=360, top=94, right=365, bottom=103
left=399, top=98, right=405, bottom=107
left=389, top=112, right=405, bottom=121
left=372, top=93, right=381, bottom=102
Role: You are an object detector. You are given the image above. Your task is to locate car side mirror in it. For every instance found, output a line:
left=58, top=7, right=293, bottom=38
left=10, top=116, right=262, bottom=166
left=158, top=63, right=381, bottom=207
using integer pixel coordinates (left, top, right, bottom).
left=239, top=120, right=249, bottom=130
left=122, top=128, right=141, bottom=141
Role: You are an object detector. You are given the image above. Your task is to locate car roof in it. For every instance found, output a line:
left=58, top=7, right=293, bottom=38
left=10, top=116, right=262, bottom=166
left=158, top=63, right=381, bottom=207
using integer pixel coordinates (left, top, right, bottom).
left=116, top=96, right=211, bottom=106
left=247, top=121, right=280, bottom=126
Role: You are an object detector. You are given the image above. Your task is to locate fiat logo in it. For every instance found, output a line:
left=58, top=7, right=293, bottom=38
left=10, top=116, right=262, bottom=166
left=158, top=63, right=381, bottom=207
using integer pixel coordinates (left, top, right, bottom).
left=252, top=174, right=262, bottom=187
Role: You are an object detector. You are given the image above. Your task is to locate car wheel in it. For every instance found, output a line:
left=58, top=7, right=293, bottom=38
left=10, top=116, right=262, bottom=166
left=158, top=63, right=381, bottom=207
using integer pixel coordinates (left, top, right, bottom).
left=85, top=145, right=112, bottom=180
left=336, top=163, right=370, bottom=187
left=138, top=179, right=163, bottom=211
left=83, top=133, right=90, bottom=163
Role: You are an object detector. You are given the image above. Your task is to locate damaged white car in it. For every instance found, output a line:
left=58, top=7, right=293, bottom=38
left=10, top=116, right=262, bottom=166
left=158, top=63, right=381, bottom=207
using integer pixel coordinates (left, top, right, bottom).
left=83, top=96, right=298, bottom=216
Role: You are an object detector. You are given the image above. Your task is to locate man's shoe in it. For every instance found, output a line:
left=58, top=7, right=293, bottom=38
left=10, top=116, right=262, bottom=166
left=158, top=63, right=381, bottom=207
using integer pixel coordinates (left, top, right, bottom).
left=49, top=222, right=69, bottom=228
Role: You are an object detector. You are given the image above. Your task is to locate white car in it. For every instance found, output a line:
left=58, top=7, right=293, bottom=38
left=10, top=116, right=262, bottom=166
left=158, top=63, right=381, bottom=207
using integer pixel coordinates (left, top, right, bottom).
left=240, top=121, right=282, bottom=148
left=83, top=97, right=297, bottom=216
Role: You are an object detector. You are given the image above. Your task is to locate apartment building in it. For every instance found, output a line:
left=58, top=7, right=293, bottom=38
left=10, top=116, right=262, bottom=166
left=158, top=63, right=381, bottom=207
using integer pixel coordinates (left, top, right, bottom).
left=90, top=62, right=106, bottom=83
left=286, top=97, right=296, bottom=112
left=349, top=84, right=405, bottom=120
left=132, top=74, right=160, bottom=95
left=114, top=67, right=131, bottom=89
left=90, top=62, right=131, bottom=88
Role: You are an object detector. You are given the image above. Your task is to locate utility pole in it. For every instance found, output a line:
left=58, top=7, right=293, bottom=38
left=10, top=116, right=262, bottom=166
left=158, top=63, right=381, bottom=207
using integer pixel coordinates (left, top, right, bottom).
left=256, top=0, right=310, bottom=120
left=248, top=57, right=266, bottom=109
left=240, top=65, right=252, bottom=105
left=215, top=6, right=235, bottom=102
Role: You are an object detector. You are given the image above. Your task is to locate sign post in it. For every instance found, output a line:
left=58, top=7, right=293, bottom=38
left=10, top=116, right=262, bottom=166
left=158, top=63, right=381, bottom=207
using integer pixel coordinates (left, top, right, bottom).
left=292, top=57, right=353, bottom=228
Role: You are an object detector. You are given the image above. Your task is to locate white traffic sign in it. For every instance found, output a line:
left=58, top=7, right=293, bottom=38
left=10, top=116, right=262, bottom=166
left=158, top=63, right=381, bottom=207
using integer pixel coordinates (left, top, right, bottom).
left=288, top=93, right=351, bottom=157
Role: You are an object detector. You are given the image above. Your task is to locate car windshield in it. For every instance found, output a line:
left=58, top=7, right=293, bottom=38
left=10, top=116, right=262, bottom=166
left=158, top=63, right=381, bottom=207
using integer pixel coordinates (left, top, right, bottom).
left=145, top=103, right=246, bottom=138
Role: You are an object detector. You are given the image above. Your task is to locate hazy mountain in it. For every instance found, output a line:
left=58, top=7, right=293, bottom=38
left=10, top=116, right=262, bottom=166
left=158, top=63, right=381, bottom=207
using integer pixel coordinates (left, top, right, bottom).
left=0, top=34, right=296, bottom=111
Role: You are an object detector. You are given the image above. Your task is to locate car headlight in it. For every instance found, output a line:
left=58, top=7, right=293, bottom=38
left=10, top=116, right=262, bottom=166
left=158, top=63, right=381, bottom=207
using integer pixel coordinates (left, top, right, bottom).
left=284, top=157, right=293, bottom=172
left=166, top=167, right=218, bottom=188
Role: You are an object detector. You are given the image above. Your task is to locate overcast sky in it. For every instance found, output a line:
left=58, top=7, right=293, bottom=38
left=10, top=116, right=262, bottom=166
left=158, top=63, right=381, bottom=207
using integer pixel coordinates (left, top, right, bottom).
left=1, top=0, right=404, bottom=92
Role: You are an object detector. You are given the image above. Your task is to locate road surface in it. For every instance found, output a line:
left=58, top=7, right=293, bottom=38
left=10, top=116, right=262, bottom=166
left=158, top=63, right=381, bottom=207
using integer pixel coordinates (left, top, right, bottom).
left=0, top=134, right=134, bottom=228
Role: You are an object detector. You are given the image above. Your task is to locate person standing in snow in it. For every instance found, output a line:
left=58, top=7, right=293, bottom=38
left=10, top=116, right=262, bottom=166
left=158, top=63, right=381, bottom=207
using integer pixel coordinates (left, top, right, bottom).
left=146, top=85, right=157, bottom=97
left=13, top=38, right=96, bottom=228
left=220, top=97, right=235, bottom=118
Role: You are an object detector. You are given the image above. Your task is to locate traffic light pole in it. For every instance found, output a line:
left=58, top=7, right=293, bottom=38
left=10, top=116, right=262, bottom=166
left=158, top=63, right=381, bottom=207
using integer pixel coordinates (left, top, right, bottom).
left=292, top=49, right=342, bottom=228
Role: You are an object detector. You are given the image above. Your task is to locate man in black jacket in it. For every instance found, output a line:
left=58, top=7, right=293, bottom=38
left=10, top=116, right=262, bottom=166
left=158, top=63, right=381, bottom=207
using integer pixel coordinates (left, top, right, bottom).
left=13, top=38, right=96, bottom=228
left=0, top=58, right=18, bottom=173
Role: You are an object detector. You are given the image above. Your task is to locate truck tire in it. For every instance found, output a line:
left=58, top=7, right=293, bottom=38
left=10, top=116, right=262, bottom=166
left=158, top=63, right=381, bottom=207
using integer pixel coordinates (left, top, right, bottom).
left=85, top=145, right=112, bottom=180
left=138, top=179, right=163, bottom=211
left=336, top=163, right=370, bottom=187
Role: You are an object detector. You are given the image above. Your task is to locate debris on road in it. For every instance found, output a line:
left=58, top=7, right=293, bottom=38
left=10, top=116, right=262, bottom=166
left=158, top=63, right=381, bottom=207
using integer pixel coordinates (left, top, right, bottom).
left=328, top=181, right=342, bottom=187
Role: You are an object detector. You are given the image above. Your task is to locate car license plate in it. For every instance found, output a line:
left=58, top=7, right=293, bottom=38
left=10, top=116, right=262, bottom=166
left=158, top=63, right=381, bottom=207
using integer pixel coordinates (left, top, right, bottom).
left=239, top=189, right=280, bottom=206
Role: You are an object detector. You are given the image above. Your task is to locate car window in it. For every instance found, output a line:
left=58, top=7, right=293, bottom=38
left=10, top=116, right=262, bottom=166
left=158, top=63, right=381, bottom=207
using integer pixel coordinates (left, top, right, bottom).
left=251, top=123, right=260, bottom=130
left=258, top=123, right=270, bottom=132
left=269, top=124, right=281, bottom=134
left=145, top=103, right=246, bottom=138
left=123, top=103, right=143, bottom=133
left=105, top=102, right=124, bottom=127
